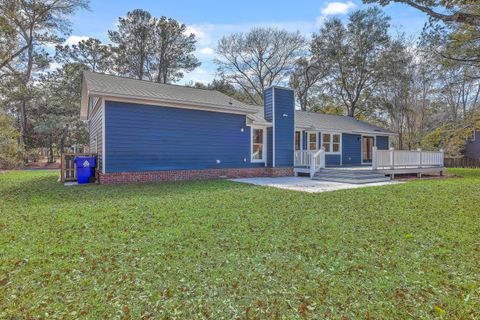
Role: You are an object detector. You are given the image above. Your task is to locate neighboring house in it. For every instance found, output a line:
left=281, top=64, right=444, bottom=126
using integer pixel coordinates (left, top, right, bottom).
left=465, top=129, right=480, bottom=159
left=80, top=72, right=396, bottom=184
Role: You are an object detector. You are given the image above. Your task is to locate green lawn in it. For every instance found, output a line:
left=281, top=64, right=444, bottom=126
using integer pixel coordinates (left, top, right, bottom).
left=0, top=169, right=479, bottom=319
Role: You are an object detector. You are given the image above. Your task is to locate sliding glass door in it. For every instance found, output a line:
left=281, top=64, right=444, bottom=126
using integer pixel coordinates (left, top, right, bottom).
left=362, top=136, right=375, bottom=163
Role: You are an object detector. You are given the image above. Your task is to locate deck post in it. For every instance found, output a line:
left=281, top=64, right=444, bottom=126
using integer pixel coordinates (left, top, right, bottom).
left=417, top=148, right=422, bottom=168
left=389, top=147, right=395, bottom=170
left=439, top=148, right=444, bottom=168
left=372, top=146, right=377, bottom=170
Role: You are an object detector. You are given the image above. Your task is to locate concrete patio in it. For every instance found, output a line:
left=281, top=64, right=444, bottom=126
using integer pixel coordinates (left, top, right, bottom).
left=231, top=176, right=399, bottom=193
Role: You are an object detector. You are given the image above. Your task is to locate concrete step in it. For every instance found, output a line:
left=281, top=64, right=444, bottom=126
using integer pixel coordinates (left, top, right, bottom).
left=321, top=169, right=380, bottom=175
left=312, top=169, right=390, bottom=184
left=312, top=176, right=391, bottom=184
left=317, top=171, right=386, bottom=179
left=314, top=174, right=388, bottom=180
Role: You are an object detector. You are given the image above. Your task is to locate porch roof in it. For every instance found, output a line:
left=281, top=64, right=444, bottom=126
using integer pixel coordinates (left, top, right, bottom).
left=249, top=106, right=396, bottom=136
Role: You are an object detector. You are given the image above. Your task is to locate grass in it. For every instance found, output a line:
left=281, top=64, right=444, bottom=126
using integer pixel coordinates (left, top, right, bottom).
left=0, top=169, right=479, bottom=319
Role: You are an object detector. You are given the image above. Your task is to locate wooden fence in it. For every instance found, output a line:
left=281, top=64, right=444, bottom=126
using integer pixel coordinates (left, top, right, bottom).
left=60, top=153, right=97, bottom=182
left=444, top=157, right=480, bottom=168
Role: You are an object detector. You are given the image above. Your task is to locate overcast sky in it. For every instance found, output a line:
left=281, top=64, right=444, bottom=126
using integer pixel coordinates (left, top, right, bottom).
left=65, top=0, right=429, bottom=84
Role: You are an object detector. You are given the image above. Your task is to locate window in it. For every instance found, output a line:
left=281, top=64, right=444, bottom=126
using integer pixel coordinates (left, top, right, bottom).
left=322, top=133, right=341, bottom=153
left=295, top=131, right=301, bottom=150
left=332, top=134, right=340, bottom=152
left=251, top=128, right=265, bottom=162
left=308, top=133, right=317, bottom=150
left=322, top=133, right=330, bottom=151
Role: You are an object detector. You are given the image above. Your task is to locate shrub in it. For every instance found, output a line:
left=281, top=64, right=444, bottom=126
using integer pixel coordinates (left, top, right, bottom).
left=0, top=113, right=25, bottom=169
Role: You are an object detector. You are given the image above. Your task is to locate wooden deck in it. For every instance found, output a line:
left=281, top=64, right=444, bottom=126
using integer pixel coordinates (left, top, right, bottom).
left=294, top=148, right=445, bottom=179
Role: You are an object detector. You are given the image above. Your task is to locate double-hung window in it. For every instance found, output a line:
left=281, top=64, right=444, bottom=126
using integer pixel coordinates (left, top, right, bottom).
left=251, top=128, right=265, bottom=162
left=322, top=133, right=341, bottom=153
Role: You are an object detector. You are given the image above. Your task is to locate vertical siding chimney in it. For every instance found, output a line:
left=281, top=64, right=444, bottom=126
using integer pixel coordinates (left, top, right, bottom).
left=264, top=87, right=295, bottom=168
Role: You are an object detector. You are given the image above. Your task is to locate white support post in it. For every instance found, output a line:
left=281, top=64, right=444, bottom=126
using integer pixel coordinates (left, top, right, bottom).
left=389, top=147, right=395, bottom=170
left=320, top=147, right=326, bottom=169
left=439, top=148, right=444, bottom=168
left=417, top=148, right=422, bottom=168
left=372, top=146, right=377, bottom=170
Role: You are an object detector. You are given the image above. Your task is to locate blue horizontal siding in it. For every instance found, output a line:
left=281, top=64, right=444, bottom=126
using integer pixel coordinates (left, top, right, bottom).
left=266, top=127, right=273, bottom=167
left=326, top=154, right=341, bottom=166
left=263, top=89, right=273, bottom=122
left=342, top=133, right=361, bottom=165
left=376, top=136, right=389, bottom=150
left=104, top=101, right=263, bottom=173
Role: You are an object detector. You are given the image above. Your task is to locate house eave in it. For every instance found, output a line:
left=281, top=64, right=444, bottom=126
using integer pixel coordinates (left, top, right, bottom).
left=84, top=90, right=259, bottom=117
left=294, top=126, right=397, bottom=136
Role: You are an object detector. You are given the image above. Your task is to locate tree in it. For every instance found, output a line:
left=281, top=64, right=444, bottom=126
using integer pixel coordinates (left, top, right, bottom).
left=0, top=0, right=89, bottom=70
left=188, top=79, right=254, bottom=105
left=32, top=63, right=88, bottom=162
left=363, top=0, right=480, bottom=26
left=151, top=17, right=200, bottom=83
left=311, top=7, right=391, bottom=117
left=108, top=10, right=200, bottom=83
left=55, top=38, right=111, bottom=72
left=289, top=56, right=330, bottom=111
left=376, top=39, right=416, bottom=149
left=0, top=112, right=25, bottom=169
left=215, top=27, right=306, bottom=105
left=108, top=9, right=154, bottom=80
left=0, top=0, right=89, bottom=149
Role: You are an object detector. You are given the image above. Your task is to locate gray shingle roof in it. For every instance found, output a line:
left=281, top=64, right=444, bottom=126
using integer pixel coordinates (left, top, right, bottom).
left=249, top=106, right=394, bottom=135
left=81, top=72, right=258, bottom=119
left=295, top=110, right=394, bottom=134
left=81, top=72, right=394, bottom=135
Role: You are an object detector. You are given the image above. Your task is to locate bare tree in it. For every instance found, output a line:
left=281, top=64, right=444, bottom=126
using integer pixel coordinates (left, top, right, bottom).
left=289, top=56, right=329, bottom=111
left=363, top=0, right=480, bottom=27
left=215, top=27, right=306, bottom=105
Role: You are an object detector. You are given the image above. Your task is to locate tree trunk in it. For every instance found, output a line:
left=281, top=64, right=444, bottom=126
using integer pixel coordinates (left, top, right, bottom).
left=17, top=101, right=27, bottom=148
left=48, top=136, right=54, bottom=163
left=60, top=125, right=69, bottom=154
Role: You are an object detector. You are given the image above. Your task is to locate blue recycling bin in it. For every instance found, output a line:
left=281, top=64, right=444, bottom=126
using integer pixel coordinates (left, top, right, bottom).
left=74, top=156, right=96, bottom=184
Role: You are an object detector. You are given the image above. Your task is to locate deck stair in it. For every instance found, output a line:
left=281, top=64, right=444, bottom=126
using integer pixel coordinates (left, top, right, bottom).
left=312, top=168, right=390, bottom=184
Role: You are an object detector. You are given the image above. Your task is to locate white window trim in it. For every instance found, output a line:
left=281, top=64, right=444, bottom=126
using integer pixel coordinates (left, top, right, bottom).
left=307, top=131, right=318, bottom=151
left=251, top=126, right=267, bottom=163
left=321, top=132, right=342, bottom=154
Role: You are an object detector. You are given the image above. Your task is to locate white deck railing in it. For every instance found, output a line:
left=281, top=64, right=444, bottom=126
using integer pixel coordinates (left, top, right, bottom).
left=373, top=147, right=444, bottom=170
left=294, top=150, right=311, bottom=167
left=310, top=149, right=326, bottom=178
left=294, top=149, right=326, bottom=177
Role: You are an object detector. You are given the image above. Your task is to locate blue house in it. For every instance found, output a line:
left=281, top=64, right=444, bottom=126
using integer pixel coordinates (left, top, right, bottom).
left=80, top=72, right=396, bottom=184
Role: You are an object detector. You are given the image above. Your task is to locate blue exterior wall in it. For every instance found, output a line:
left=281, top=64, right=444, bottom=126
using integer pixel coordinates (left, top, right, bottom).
left=342, top=133, right=361, bottom=165
left=325, top=154, right=341, bottom=166
left=264, top=87, right=295, bottom=167
left=376, top=136, right=389, bottom=150
left=266, top=127, right=273, bottom=167
left=104, top=101, right=264, bottom=173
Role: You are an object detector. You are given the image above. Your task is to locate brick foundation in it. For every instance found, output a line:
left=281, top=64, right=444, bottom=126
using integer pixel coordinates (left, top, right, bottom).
left=98, top=167, right=293, bottom=185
